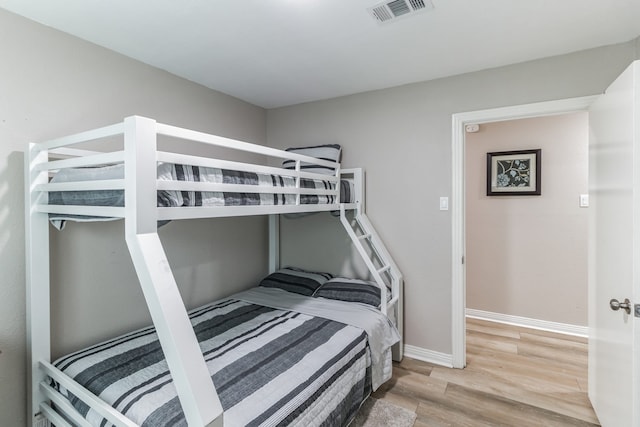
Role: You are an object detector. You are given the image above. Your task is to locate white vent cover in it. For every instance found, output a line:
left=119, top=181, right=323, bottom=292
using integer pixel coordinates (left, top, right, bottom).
left=368, top=0, right=434, bottom=23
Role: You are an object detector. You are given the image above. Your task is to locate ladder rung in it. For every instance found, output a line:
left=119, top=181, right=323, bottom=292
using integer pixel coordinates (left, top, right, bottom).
left=378, top=265, right=391, bottom=274
left=358, top=233, right=385, bottom=262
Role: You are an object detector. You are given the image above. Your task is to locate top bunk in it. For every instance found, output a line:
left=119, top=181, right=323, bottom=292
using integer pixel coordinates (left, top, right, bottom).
left=26, top=115, right=362, bottom=229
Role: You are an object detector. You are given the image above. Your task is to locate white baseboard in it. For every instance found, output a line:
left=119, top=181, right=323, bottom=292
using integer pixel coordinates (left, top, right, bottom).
left=403, top=345, right=453, bottom=368
left=402, top=311, right=586, bottom=368
left=466, top=308, right=588, bottom=337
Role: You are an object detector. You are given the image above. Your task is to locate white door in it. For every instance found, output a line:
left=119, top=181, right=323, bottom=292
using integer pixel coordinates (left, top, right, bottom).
left=588, top=60, right=640, bottom=426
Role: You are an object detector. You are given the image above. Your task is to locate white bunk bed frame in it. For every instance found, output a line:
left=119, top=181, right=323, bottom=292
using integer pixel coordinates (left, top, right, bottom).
left=25, top=116, right=403, bottom=427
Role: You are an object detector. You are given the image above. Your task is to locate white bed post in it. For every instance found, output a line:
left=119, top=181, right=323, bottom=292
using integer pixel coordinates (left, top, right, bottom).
left=25, top=143, right=52, bottom=427
left=123, top=116, right=223, bottom=427
left=268, top=215, right=280, bottom=273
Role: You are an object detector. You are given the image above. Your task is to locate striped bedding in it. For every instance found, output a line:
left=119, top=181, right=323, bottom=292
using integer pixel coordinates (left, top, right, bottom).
left=48, top=163, right=354, bottom=229
left=165, top=164, right=347, bottom=207
left=51, top=287, right=397, bottom=427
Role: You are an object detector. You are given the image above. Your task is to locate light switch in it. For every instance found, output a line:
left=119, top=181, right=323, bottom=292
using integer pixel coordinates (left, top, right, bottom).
left=580, top=194, right=589, bottom=207
left=440, top=197, right=449, bottom=211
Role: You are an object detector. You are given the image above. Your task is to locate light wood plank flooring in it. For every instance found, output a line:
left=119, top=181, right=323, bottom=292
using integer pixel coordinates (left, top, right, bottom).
left=373, top=318, right=600, bottom=426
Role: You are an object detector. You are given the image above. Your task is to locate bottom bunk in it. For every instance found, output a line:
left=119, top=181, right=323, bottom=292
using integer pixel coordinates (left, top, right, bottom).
left=43, top=269, right=400, bottom=427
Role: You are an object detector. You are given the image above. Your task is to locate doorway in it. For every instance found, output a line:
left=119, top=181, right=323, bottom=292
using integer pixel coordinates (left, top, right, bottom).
left=450, top=95, right=598, bottom=368
left=464, top=113, right=589, bottom=334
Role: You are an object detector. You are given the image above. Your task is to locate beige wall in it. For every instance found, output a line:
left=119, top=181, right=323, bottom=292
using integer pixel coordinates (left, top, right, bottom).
left=0, top=10, right=267, bottom=427
left=267, top=39, right=639, bottom=357
left=465, top=113, right=589, bottom=326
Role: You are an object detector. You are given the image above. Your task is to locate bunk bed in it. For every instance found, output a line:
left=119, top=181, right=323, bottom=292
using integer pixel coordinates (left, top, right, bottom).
left=25, top=116, right=404, bottom=427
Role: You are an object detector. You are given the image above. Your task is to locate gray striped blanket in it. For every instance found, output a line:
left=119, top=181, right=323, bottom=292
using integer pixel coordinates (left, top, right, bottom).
left=48, top=163, right=353, bottom=229
left=52, top=288, right=396, bottom=426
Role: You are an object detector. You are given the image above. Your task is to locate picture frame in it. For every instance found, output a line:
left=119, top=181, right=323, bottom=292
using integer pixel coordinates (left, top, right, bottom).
left=486, top=149, right=541, bottom=196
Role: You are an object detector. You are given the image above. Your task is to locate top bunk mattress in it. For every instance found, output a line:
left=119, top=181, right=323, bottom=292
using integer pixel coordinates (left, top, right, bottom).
left=48, top=162, right=355, bottom=229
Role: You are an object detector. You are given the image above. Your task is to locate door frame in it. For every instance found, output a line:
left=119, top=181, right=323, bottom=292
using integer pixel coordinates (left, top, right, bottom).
left=450, top=95, right=598, bottom=368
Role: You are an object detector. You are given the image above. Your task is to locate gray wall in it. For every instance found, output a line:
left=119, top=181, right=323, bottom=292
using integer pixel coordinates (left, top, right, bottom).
left=0, top=9, right=267, bottom=427
left=267, top=40, right=639, bottom=356
left=465, top=113, right=589, bottom=326
left=3, top=6, right=640, bottom=427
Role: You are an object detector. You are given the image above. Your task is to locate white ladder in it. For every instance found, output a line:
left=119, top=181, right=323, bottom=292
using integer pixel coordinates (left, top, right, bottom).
left=339, top=205, right=404, bottom=360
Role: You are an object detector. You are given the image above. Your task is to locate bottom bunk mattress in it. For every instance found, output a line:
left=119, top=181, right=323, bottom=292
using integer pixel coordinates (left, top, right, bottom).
left=51, top=287, right=399, bottom=427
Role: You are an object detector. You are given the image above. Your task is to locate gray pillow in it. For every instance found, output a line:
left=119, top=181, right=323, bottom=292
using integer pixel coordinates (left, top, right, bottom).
left=259, top=267, right=333, bottom=296
left=283, top=144, right=341, bottom=175
left=313, top=277, right=388, bottom=308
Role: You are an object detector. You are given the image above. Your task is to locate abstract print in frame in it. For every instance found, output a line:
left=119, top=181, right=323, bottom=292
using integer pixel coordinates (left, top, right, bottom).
left=486, top=149, right=541, bottom=196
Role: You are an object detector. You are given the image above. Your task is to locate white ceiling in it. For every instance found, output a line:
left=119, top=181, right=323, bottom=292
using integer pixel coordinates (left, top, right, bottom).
left=1, top=0, right=639, bottom=108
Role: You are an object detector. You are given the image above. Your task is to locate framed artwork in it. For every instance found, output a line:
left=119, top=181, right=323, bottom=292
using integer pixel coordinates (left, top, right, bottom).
left=486, top=149, right=541, bottom=196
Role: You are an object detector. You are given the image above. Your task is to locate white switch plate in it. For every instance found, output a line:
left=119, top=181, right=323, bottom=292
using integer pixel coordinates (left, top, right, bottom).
left=440, top=197, right=449, bottom=211
left=580, top=194, right=589, bottom=207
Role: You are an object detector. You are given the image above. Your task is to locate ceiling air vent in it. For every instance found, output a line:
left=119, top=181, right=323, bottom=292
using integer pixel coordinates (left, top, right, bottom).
left=368, top=0, right=433, bottom=24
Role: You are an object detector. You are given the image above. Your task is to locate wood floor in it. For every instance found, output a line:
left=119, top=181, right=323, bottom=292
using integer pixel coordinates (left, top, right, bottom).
left=373, top=318, right=600, bottom=426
